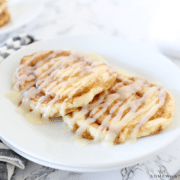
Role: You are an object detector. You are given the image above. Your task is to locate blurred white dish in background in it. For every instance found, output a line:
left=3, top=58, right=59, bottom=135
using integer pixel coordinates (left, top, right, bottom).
left=150, top=0, right=180, bottom=58
left=0, top=0, right=43, bottom=35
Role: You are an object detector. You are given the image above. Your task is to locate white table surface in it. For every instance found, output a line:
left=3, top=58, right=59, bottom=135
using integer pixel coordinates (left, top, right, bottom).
left=1, top=0, right=180, bottom=179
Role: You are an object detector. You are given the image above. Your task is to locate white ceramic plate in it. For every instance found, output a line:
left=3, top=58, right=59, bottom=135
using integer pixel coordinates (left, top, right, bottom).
left=0, top=36, right=180, bottom=172
left=0, top=0, right=43, bottom=35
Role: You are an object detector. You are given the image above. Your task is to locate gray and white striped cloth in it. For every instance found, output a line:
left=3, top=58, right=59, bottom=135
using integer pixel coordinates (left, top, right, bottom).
left=0, top=34, right=36, bottom=180
left=0, top=34, right=36, bottom=63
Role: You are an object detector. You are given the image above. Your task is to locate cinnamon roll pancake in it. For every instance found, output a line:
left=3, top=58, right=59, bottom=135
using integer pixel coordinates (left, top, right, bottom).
left=0, top=0, right=10, bottom=27
left=13, top=50, right=117, bottom=118
left=64, top=74, right=174, bottom=145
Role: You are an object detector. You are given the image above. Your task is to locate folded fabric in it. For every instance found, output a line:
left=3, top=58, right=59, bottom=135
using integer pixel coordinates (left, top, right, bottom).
left=0, top=34, right=36, bottom=180
left=0, top=34, right=36, bottom=62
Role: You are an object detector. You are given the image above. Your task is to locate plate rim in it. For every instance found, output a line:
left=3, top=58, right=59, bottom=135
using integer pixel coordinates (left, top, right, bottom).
left=1, top=135, right=177, bottom=172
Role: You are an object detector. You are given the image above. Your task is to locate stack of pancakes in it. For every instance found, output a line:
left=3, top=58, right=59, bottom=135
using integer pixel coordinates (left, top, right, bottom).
left=13, top=49, right=175, bottom=145
left=0, top=0, right=10, bottom=27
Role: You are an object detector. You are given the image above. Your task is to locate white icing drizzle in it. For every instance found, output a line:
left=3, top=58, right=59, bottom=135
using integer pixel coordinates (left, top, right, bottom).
left=72, top=77, right=143, bottom=136
left=131, top=88, right=166, bottom=139
left=112, top=82, right=124, bottom=90
left=99, top=115, right=111, bottom=130
left=117, top=79, right=143, bottom=101
left=106, top=86, right=158, bottom=142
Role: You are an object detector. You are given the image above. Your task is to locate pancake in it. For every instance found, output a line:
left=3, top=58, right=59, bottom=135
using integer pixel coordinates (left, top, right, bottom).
left=13, top=50, right=117, bottom=118
left=0, top=8, right=10, bottom=27
left=0, top=0, right=10, bottom=27
left=64, top=74, right=174, bottom=145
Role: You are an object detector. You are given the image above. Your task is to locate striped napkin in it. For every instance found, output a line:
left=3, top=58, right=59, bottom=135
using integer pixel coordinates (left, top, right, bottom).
left=0, top=34, right=36, bottom=180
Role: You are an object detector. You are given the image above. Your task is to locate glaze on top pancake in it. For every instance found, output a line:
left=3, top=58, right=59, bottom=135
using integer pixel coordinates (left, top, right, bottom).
left=14, top=50, right=117, bottom=118
left=64, top=73, right=174, bottom=145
